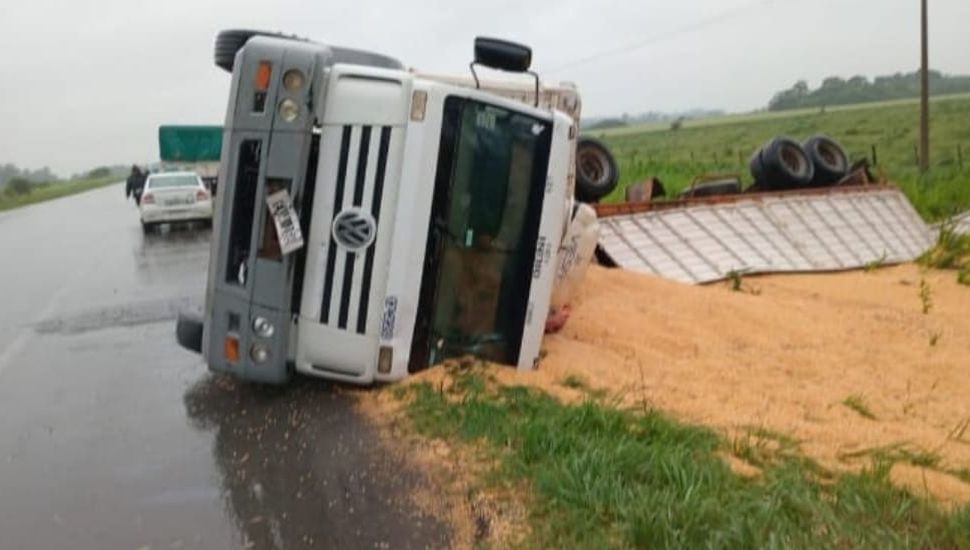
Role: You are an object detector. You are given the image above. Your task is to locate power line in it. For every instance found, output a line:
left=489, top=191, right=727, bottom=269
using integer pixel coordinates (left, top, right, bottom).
left=546, top=0, right=782, bottom=73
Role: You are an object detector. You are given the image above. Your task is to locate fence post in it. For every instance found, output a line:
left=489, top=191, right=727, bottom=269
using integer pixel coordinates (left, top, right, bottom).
left=713, top=151, right=718, bottom=164
left=690, top=151, right=695, bottom=162
left=871, top=144, right=878, bottom=166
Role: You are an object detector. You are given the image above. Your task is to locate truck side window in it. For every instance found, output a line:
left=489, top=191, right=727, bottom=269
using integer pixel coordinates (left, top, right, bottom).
left=226, top=140, right=261, bottom=284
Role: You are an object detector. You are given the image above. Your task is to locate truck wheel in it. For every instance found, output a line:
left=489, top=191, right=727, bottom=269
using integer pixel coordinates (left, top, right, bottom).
left=575, top=137, right=619, bottom=203
left=141, top=222, right=154, bottom=234
left=803, top=135, right=848, bottom=186
left=749, top=150, right=766, bottom=185
left=214, top=29, right=302, bottom=72
left=175, top=311, right=204, bottom=354
left=750, top=137, right=814, bottom=189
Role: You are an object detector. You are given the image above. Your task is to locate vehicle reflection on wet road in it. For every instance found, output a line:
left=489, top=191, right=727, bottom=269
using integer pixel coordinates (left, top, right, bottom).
left=0, top=185, right=447, bottom=549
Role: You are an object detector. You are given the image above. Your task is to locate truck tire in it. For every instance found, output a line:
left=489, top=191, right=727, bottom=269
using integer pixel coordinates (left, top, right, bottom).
left=575, top=137, right=619, bottom=203
left=175, top=311, right=204, bottom=354
left=749, top=137, right=814, bottom=190
left=214, top=29, right=301, bottom=72
left=803, top=135, right=849, bottom=186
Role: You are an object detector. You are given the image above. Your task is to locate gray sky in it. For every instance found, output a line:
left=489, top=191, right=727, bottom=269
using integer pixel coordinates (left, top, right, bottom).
left=2, top=0, right=968, bottom=176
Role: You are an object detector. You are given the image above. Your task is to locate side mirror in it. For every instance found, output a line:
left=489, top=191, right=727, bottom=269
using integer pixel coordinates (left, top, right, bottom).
left=470, top=37, right=540, bottom=107
left=474, top=37, right=532, bottom=72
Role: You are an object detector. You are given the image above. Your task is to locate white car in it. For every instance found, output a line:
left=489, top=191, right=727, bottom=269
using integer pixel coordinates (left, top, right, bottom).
left=139, top=172, right=213, bottom=233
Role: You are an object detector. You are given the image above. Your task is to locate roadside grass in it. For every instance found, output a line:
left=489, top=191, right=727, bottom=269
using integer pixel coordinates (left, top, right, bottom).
left=594, top=95, right=970, bottom=222
left=0, top=176, right=119, bottom=212
left=401, top=368, right=970, bottom=549
left=919, top=225, right=970, bottom=285
left=595, top=93, right=970, bottom=138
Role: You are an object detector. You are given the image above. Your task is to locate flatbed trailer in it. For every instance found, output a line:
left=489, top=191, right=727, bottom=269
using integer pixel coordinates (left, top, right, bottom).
left=594, top=182, right=935, bottom=284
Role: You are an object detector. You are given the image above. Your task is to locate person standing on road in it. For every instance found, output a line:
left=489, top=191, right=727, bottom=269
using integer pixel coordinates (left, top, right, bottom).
left=126, top=165, right=147, bottom=205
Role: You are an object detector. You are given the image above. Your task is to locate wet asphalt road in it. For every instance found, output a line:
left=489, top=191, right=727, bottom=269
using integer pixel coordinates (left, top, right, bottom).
left=0, top=185, right=448, bottom=549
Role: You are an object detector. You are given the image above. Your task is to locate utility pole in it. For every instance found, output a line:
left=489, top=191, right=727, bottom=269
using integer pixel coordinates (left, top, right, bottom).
left=919, top=0, right=930, bottom=173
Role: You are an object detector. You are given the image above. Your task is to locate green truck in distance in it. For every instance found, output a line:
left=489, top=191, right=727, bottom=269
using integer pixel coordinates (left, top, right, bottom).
left=158, top=125, right=222, bottom=192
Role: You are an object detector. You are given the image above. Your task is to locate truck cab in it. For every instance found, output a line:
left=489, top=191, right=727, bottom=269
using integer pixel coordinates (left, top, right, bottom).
left=177, top=32, right=582, bottom=385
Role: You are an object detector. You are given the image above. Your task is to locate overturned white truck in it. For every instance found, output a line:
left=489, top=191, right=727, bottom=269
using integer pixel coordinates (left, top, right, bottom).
left=176, top=30, right=612, bottom=385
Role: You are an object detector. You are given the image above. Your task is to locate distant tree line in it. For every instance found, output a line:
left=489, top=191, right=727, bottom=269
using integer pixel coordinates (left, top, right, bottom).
left=0, top=163, right=57, bottom=187
left=768, top=70, right=970, bottom=111
left=583, top=109, right=726, bottom=131
left=1, top=163, right=131, bottom=197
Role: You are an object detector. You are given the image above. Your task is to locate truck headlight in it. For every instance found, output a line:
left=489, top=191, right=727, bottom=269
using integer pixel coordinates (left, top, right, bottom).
left=250, top=343, right=271, bottom=364
left=283, top=69, right=305, bottom=92
left=252, top=316, right=275, bottom=338
left=279, top=98, right=300, bottom=122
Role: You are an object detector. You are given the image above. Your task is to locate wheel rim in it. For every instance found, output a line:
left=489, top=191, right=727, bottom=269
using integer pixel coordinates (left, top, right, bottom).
left=780, top=144, right=807, bottom=177
left=578, top=147, right=611, bottom=187
left=816, top=141, right=845, bottom=171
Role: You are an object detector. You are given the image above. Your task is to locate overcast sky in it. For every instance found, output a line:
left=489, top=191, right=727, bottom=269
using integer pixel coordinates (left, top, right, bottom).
left=2, top=0, right=968, bottom=176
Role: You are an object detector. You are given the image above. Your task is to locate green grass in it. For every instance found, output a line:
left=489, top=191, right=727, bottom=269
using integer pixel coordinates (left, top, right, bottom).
left=920, top=225, right=970, bottom=285
left=594, top=95, right=970, bottom=222
left=0, top=176, right=119, bottom=212
left=402, top=369, right=970, bottom=549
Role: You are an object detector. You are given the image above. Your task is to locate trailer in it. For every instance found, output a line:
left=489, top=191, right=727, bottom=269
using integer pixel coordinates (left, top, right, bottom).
left=158, top=125, right=222, bottom=191
left=595, top=180, right=935, bottom=284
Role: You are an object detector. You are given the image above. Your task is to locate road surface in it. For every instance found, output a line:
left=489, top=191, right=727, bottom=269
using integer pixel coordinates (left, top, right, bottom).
left=0, top=184, right=448, bottom=549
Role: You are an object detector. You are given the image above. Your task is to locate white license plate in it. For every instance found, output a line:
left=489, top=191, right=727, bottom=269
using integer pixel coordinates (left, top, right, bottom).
left=266, top=190, right=304, bottom=255
left=164, top=197, right=192, bottom=206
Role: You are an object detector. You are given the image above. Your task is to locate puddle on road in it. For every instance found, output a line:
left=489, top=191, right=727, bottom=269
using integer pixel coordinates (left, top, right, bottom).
left=33, top=296, right=200, bottom=335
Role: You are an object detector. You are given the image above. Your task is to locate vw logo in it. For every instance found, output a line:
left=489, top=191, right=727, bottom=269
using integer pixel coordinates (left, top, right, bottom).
left=332, top=208, right=376, bottom=251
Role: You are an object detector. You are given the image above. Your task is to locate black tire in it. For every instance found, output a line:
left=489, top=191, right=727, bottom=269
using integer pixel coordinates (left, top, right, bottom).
left=141, top=222, right=154, bottom=234
left=680, top=178, right=741, bottom=199
left=214, top=29, right=301, bottom=72
left=749, top=137, right=814, bottom=190
left=803, top=135, right=849, bottom=186
left=175, top=311, right=204, bottom=354
left=575, top=137, right=619, bottom=203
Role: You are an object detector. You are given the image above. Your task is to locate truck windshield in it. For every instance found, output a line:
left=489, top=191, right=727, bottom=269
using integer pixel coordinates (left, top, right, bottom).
left=411, top=96, right=552, bottom=369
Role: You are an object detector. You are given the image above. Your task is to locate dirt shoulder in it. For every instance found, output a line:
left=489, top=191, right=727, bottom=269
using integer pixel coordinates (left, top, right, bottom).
left=375, top=264, right=970, bottom=506
left=508, top=264, right=970, bottom=504
left=357, top=263, right=970, bottom=547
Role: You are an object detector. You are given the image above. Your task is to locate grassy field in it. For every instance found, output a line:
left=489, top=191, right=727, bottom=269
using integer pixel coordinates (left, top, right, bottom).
left=0, top=176, right=119, bottom=213
left=593, top=94, right=970, bottom=221
left=400, top=368, right=970, bottom=548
